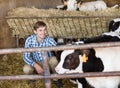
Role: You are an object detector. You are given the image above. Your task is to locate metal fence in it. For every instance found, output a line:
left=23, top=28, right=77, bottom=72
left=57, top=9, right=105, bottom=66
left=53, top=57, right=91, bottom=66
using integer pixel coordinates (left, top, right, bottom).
left=0, top=42, right=120, bottom=88
left=4, top=16, right=120, bottom=88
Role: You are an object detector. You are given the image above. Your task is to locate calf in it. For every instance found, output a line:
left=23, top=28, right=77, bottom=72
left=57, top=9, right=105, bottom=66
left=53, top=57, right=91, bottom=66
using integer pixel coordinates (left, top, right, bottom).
left=56, top=0, right=107, bottom=11
left=83, top=18, right=120, bottom=43
left=77, top=0, right=107, bottom=11
left=55, top=47, right=120, bottom=88
left=55, top=18, right=120, bottom=88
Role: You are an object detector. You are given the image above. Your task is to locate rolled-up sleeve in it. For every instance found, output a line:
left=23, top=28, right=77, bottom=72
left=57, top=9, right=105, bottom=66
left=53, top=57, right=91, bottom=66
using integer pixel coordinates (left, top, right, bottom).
left=23, top=38, right=35, bottom=67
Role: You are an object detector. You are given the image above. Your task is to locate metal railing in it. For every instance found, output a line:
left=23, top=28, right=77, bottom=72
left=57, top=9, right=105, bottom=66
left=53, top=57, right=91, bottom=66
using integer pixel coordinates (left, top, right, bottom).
left=0, top=42, right=120, bottom=88
left=4, top=15, right=120, bottom=87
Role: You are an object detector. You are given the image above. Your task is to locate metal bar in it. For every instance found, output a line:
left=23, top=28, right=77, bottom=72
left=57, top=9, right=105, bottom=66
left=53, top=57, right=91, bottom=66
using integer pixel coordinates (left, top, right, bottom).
left=93, top=18, right=98, bottom=35
left=0, top=71, right=120, bottom=80
left=57, top=18, right=64, bottom=37
left=0, top=42, right=120, bottom=54
left=83, top=18, right=88, bottom=36
left=72, top=18, right=78, bottom=38
left=51, top=18, right=58, bottom=37
left=88, top=18, right=92, bottom=37
left=99, top=17, right=103, bottom=33
left=95, top=18, right=100, bottom=35
left=47, top=18, right=54, bottom=37
left=24, top=19, right=31, bottom=34
left=62, top=18, right=68, bottom=38
left=5, top=15, right=120, bottom=19
left=78, top=18, right=84, bottom=38
left=66, top=18, right=73, bottom=37
left=11, top=19, right=18, bottom=34
left=22, top=19, right=29, bottom=34
left=18, top=19, right=26, bottom=36
left=42, top=51, right=51, bottom=88
left=14, top=19, right=21, bottom=35
left=102, top=17, right=108, bottom=32
left=27, top=19, right=34, bottom=34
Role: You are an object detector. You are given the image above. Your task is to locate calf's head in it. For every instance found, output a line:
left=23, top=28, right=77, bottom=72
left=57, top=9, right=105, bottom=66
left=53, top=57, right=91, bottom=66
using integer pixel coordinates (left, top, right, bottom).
left=109, top=18, right=120, bottom=34
left=62, top=0, right=81, bottom=10
left=55, top=48, right=104, bottom=74
left=55, top=49, right=83, bottom=74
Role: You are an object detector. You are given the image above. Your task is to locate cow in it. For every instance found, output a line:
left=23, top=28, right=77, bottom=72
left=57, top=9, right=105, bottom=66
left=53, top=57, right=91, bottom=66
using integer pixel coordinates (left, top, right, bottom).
left=55, top=18, right=120, bottom=88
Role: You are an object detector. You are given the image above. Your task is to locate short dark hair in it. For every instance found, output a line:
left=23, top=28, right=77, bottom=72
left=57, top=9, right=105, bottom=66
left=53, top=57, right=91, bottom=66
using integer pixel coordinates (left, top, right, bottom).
left=34, top=21, right=47, bottom=30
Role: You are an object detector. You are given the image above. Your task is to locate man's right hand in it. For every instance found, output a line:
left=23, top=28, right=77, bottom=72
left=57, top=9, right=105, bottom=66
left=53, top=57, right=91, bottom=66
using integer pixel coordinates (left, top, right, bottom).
left=34, top=63, right=43, bottom=75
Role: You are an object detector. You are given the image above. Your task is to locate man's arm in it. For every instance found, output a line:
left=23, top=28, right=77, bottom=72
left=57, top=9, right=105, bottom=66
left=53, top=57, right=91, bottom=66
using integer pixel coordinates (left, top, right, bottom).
left=23, top=38, right=35, bottom=67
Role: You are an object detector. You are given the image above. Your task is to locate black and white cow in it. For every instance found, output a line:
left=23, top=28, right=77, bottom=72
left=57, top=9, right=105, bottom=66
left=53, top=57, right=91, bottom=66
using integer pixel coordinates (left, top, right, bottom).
left=55, top=18, right=120, bottom=88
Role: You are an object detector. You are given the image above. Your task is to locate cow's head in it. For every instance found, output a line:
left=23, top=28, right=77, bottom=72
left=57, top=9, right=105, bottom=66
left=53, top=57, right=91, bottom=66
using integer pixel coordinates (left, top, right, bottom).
left=55, top=49, right=86, bottom=74
left=55, top=48, right=104, bottom=74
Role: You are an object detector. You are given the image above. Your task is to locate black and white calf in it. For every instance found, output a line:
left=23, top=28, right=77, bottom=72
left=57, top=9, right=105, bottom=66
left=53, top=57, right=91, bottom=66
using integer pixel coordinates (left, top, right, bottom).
left=55, top=47, right=120, bottom=88
left=56, top=0, right=107, bottom=11
left=77, top=0, right=107, bottom=11
left=55, top=18, right=120, bottom=88
left=83, top=18, right=120, bottom=43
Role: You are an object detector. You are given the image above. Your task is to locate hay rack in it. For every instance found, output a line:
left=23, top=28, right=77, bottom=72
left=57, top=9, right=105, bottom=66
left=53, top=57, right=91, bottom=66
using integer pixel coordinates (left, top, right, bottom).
left=5, top=15, right=120, bottom=46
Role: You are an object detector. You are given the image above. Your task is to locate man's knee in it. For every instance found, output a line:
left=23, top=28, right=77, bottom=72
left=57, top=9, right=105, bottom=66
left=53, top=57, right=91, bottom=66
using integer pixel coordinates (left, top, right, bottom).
left=23, top=64, right=34, bottom=74
left=49, top=56, right=58, bottom=68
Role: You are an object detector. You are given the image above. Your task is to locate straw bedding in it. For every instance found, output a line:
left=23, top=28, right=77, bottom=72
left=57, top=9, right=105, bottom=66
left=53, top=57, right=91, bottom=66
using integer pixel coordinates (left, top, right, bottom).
left=0, top=54, right=78, bottom=88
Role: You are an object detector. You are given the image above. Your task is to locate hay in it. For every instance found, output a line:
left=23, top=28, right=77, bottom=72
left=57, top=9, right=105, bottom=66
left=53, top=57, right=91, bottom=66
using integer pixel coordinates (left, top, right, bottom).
left=6, top=7, right=120, bottom=38
left=7, top=7, right=120, bottom=17
left=0, top=54, right=77, bottom=88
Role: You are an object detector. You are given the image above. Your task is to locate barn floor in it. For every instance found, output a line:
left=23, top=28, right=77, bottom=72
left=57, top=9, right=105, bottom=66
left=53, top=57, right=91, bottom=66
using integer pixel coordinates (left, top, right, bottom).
left=1, top=53, right=120, bottom=88
left=0, top=53, right=79, bottom=88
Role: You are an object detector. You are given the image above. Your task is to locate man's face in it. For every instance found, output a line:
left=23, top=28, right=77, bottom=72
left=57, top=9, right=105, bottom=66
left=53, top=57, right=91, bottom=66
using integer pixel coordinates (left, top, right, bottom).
left=34, top=26, right=47, bottom=40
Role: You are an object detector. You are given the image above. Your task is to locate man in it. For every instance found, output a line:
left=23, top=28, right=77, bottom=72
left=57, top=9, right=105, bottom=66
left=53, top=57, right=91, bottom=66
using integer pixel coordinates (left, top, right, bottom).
left=23, top=21, right=63, bottom=87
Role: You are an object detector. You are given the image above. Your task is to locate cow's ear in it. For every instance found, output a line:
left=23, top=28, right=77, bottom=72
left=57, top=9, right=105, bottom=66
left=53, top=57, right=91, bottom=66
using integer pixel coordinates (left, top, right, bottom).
left=108, top=20, right=114, bottom=32
left=113, top=21, right=120, bottom=32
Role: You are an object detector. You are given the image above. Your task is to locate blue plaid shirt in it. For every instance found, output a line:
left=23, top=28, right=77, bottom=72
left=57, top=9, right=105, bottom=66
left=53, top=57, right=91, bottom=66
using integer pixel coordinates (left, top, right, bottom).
left=23, top=34, right=57, bottom=67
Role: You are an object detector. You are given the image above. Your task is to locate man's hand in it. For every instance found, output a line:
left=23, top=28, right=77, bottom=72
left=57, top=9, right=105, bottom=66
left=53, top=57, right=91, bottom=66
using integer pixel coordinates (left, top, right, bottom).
left=34, top=63, right=43, bottom=75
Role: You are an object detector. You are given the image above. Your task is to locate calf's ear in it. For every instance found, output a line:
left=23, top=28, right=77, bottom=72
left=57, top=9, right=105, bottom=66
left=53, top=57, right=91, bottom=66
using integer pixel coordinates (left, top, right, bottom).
left=81, top=54, right=88, bottom=62
left=108, top=20, right=114, bottom=32
left=113, top=21, right=120, bottom=32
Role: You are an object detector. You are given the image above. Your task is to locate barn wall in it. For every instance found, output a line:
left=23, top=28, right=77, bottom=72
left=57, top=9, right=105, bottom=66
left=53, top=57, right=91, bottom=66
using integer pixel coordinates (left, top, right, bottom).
left=0, top=0, right=119, bottom=49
